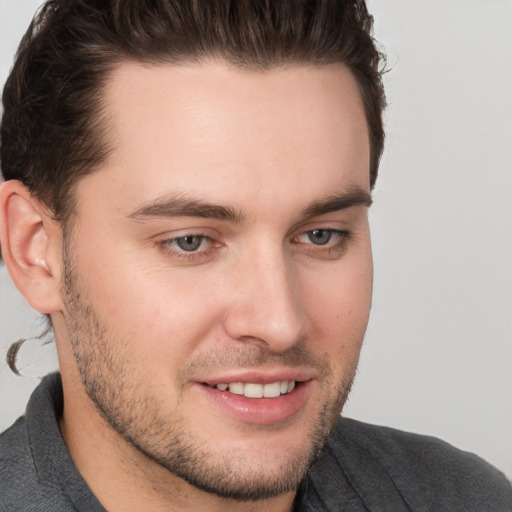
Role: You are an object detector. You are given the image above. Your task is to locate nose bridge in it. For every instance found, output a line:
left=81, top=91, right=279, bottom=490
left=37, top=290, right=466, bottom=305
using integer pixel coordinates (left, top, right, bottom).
left=225, top=240, right=305, bottom=351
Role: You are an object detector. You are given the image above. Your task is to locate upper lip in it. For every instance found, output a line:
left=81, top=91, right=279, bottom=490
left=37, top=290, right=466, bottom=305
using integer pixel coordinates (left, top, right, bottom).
left=200, top=368, right=316, bottom=386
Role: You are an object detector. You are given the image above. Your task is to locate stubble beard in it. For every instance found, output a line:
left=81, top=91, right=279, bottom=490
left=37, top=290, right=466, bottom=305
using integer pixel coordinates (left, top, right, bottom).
left=61, top=248, right=360, bottom=501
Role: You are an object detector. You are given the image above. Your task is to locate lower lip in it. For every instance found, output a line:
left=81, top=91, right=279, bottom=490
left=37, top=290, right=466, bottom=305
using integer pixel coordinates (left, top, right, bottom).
left=196, top=381, right=312, bottom=425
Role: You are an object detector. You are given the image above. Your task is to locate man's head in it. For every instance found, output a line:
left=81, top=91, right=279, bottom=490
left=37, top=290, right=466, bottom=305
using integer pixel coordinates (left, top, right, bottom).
left=0, top=0, right=385, bottom=506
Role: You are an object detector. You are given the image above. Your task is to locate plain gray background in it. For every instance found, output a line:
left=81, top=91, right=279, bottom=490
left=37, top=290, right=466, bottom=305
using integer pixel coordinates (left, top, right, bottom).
left=1, top=0, right=511, bottom=477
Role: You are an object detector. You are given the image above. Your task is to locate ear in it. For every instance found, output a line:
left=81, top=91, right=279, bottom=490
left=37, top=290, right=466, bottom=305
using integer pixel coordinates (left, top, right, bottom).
left=0, top=180, right=64, bottom=314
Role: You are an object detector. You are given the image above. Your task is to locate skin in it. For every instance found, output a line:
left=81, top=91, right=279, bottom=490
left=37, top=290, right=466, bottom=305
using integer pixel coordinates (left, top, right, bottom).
left=1, top=61, right=373, bottom=512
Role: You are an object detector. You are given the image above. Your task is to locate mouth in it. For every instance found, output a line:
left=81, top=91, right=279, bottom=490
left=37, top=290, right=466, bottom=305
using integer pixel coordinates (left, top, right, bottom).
left=205, top=380, right=296, bottom=398
left=198, top=377, right=312, bottom=425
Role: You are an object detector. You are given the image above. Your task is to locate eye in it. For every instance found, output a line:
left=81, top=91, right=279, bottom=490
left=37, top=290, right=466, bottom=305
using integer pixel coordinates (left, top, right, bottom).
left=157, top=232, right=220, bottom=263
left=305, top=229, right=334, bottom=245
left=173, top=235, right=208, bottom=252
left=292, top=228, right=351, bottom=259
left=296, top=228, right=348, bottom=246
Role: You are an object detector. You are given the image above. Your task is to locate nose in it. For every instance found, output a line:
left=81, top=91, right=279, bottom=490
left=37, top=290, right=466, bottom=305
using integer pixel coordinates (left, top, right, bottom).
left=223, top=244, right=306, bottom=352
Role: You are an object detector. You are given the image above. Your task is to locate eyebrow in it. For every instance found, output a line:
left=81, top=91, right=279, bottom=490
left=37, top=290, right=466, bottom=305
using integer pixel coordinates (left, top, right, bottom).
left=301, top=187, right=372, bottom=218
left=127, top=187, right=372, bottom=223
left=128, top=195, right=246, bottom=222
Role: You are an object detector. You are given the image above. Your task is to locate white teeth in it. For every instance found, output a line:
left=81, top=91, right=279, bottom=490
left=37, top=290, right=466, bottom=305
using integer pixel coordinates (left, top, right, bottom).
left=263, top=382, right=281, bottom=398
left=215, top=380, right=296, bottom=398
left=244, top=383, right=263, bottom=398
left=228, top=382, right=244, bottom=395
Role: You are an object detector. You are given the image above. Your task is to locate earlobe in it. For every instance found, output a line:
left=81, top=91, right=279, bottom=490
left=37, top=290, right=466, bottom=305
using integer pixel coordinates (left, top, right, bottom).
left=0, top=180, right=63, bottom=314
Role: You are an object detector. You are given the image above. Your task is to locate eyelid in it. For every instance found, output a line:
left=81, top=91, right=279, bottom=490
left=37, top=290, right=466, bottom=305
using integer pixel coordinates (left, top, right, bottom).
left=150, top=223, right=220, bottom=239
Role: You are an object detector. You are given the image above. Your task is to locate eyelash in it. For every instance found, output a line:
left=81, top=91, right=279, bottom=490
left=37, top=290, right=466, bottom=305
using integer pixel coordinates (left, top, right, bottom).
left=158, top=228, right=351, bottom=262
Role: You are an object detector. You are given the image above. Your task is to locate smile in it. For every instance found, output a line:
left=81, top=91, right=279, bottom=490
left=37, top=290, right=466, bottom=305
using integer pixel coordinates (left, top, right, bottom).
left=207, top=381, right=296, bottom=398
left=199, top=378, right=311, bottom=425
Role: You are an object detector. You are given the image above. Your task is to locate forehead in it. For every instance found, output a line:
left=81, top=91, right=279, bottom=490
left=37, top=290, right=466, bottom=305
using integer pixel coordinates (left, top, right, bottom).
left=76, top=60, right=370, bottom=217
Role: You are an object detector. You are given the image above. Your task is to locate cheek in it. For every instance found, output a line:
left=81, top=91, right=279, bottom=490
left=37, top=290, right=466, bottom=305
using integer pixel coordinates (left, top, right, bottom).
left=75, top=246, right=226, bottom=365
left=304, top=255, right=373, bottom=358
left=116, top=278, right=224, bottom=356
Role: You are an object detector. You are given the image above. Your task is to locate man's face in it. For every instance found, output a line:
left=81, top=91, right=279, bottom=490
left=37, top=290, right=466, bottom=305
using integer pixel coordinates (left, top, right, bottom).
left=58, top=61, right=373, bottom=500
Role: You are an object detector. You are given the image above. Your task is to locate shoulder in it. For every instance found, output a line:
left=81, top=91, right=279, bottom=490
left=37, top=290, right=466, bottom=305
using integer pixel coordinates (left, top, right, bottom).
left=0, top=413, right=76, bottom=511
left=321, top=417, right=512, bottom=511
left=0, top=416, right=33, bottom=487
left=0, top=416, right=43, bottom=510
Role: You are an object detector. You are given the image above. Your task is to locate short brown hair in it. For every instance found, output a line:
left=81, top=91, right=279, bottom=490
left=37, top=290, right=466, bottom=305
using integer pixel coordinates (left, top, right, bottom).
left=1, top=0, right=386, bottom=224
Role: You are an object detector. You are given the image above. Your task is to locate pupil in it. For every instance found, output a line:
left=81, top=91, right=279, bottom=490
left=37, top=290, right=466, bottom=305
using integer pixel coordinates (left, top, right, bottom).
left=310, top=229, right=331, bottom=245
left=177, top=236, right=202, bottom=251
